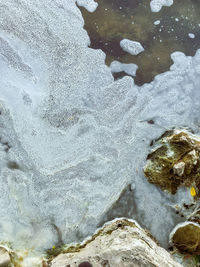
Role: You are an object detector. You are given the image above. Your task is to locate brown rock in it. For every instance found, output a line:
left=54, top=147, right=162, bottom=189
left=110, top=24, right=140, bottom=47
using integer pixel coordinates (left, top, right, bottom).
left=51, top=219, right=182, bottom=267
left=0, top=247, right=11, bottom=267
left=144, top=130, right=200, bottom=194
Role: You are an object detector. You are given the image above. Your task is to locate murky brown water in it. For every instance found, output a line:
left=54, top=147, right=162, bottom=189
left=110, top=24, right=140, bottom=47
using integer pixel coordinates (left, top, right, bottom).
left=79, top=0, right=200, bottom=85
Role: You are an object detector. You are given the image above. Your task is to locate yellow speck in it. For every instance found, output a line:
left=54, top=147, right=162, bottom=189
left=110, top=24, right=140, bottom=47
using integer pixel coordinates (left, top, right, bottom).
left=52, top=246, right=56, bottom=249
left=190, top=187, right=196, bottom=197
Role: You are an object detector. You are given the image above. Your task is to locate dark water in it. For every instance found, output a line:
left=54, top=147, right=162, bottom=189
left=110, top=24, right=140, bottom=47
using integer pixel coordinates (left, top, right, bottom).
left=79, top=0, right=200, bottom=85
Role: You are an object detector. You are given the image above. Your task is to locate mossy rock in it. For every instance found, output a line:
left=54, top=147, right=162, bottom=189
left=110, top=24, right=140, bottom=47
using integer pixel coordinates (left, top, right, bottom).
left=144, top=130, right=200, bottom=194
left=171, top=223, right=200, bottom=254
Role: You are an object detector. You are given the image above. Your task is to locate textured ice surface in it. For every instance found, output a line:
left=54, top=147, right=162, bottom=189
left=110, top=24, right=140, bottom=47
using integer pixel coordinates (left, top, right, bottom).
left=150, top=0, right=174, bottom=12
left=0, top=0, right=200, bottom=261
left=120, top=39, right=144, bottom=56
left=110, top=61, right=138, bottom=76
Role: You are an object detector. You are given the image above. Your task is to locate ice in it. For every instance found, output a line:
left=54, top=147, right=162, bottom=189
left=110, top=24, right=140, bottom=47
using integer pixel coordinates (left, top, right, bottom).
left=154, top=20, right=161, bottom=25
left=76, top=0, right=98, bottom=12
left=110, top=61, right=138, bottom=76
left=150, top=0, right=174, bottom=12
left=188, top=33, right=195, bottom=39
left=120, top=39, right=144, bottom=56
left=0, top=0, right=200, bottom=264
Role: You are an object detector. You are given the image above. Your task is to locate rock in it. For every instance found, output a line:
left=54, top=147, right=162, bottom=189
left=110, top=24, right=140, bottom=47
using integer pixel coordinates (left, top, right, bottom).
left=170, top=207, right=200, bottom=256
left=0, top=0, right=200, bottom=258
left=144, top=130, right=200, bottom=194
left=170, top=222, right=200, bottom=254
left=0, top=247, right=11, bottom=267
left=51, top=219, right=182, bottom=267
left=173, top=162, right=185, bottom=177
left=120, top=39, right=144, bottom=55
left=42, top=260, right=50, bottom=267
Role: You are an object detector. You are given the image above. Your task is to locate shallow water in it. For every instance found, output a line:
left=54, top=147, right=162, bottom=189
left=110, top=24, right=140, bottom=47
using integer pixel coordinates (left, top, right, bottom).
left=79, top=0, right=200, bottom=85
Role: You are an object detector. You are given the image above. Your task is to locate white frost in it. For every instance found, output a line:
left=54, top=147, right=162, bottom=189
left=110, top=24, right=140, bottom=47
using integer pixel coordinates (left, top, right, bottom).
left=120, top=39, right=144, bottom=55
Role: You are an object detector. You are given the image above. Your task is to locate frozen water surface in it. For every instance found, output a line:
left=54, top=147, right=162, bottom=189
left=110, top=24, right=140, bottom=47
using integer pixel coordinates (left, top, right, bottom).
left=0, top=0, right=200, bottom=265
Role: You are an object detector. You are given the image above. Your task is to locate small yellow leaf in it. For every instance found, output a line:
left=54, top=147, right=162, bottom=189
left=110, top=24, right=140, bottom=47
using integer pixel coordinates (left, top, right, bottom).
left=190, top=187, right=196, bottom=197
left=52, top=246, right=56, bottom=249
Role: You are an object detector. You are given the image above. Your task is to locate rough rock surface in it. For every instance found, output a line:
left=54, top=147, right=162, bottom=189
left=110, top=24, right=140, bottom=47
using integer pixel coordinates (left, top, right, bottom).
left=0, top=247, right=10, bottom=267
left=170, top=222, right=200, bottom=254
left=77, top=0, right=98, bottom=12
left=144, top=130, right=200, bottom=194
left=51, top=219, right=182, bottom=267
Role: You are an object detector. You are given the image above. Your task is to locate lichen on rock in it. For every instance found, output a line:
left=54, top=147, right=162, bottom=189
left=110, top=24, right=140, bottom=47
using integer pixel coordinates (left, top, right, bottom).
left=144, top=130, right=200, bottom=194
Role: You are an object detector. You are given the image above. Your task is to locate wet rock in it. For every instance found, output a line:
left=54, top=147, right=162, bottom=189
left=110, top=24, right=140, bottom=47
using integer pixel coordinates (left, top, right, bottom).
left=51, top=219, right=181, bottom=267
left=170, top=222, right=200, bottom=254
left=170, top=207, right=200, bottom=256
left=144, top=130, right=200, bottom=194
left=0, top=247, right=11, bottom=267
left=188, top=208, right=200, bottom=224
